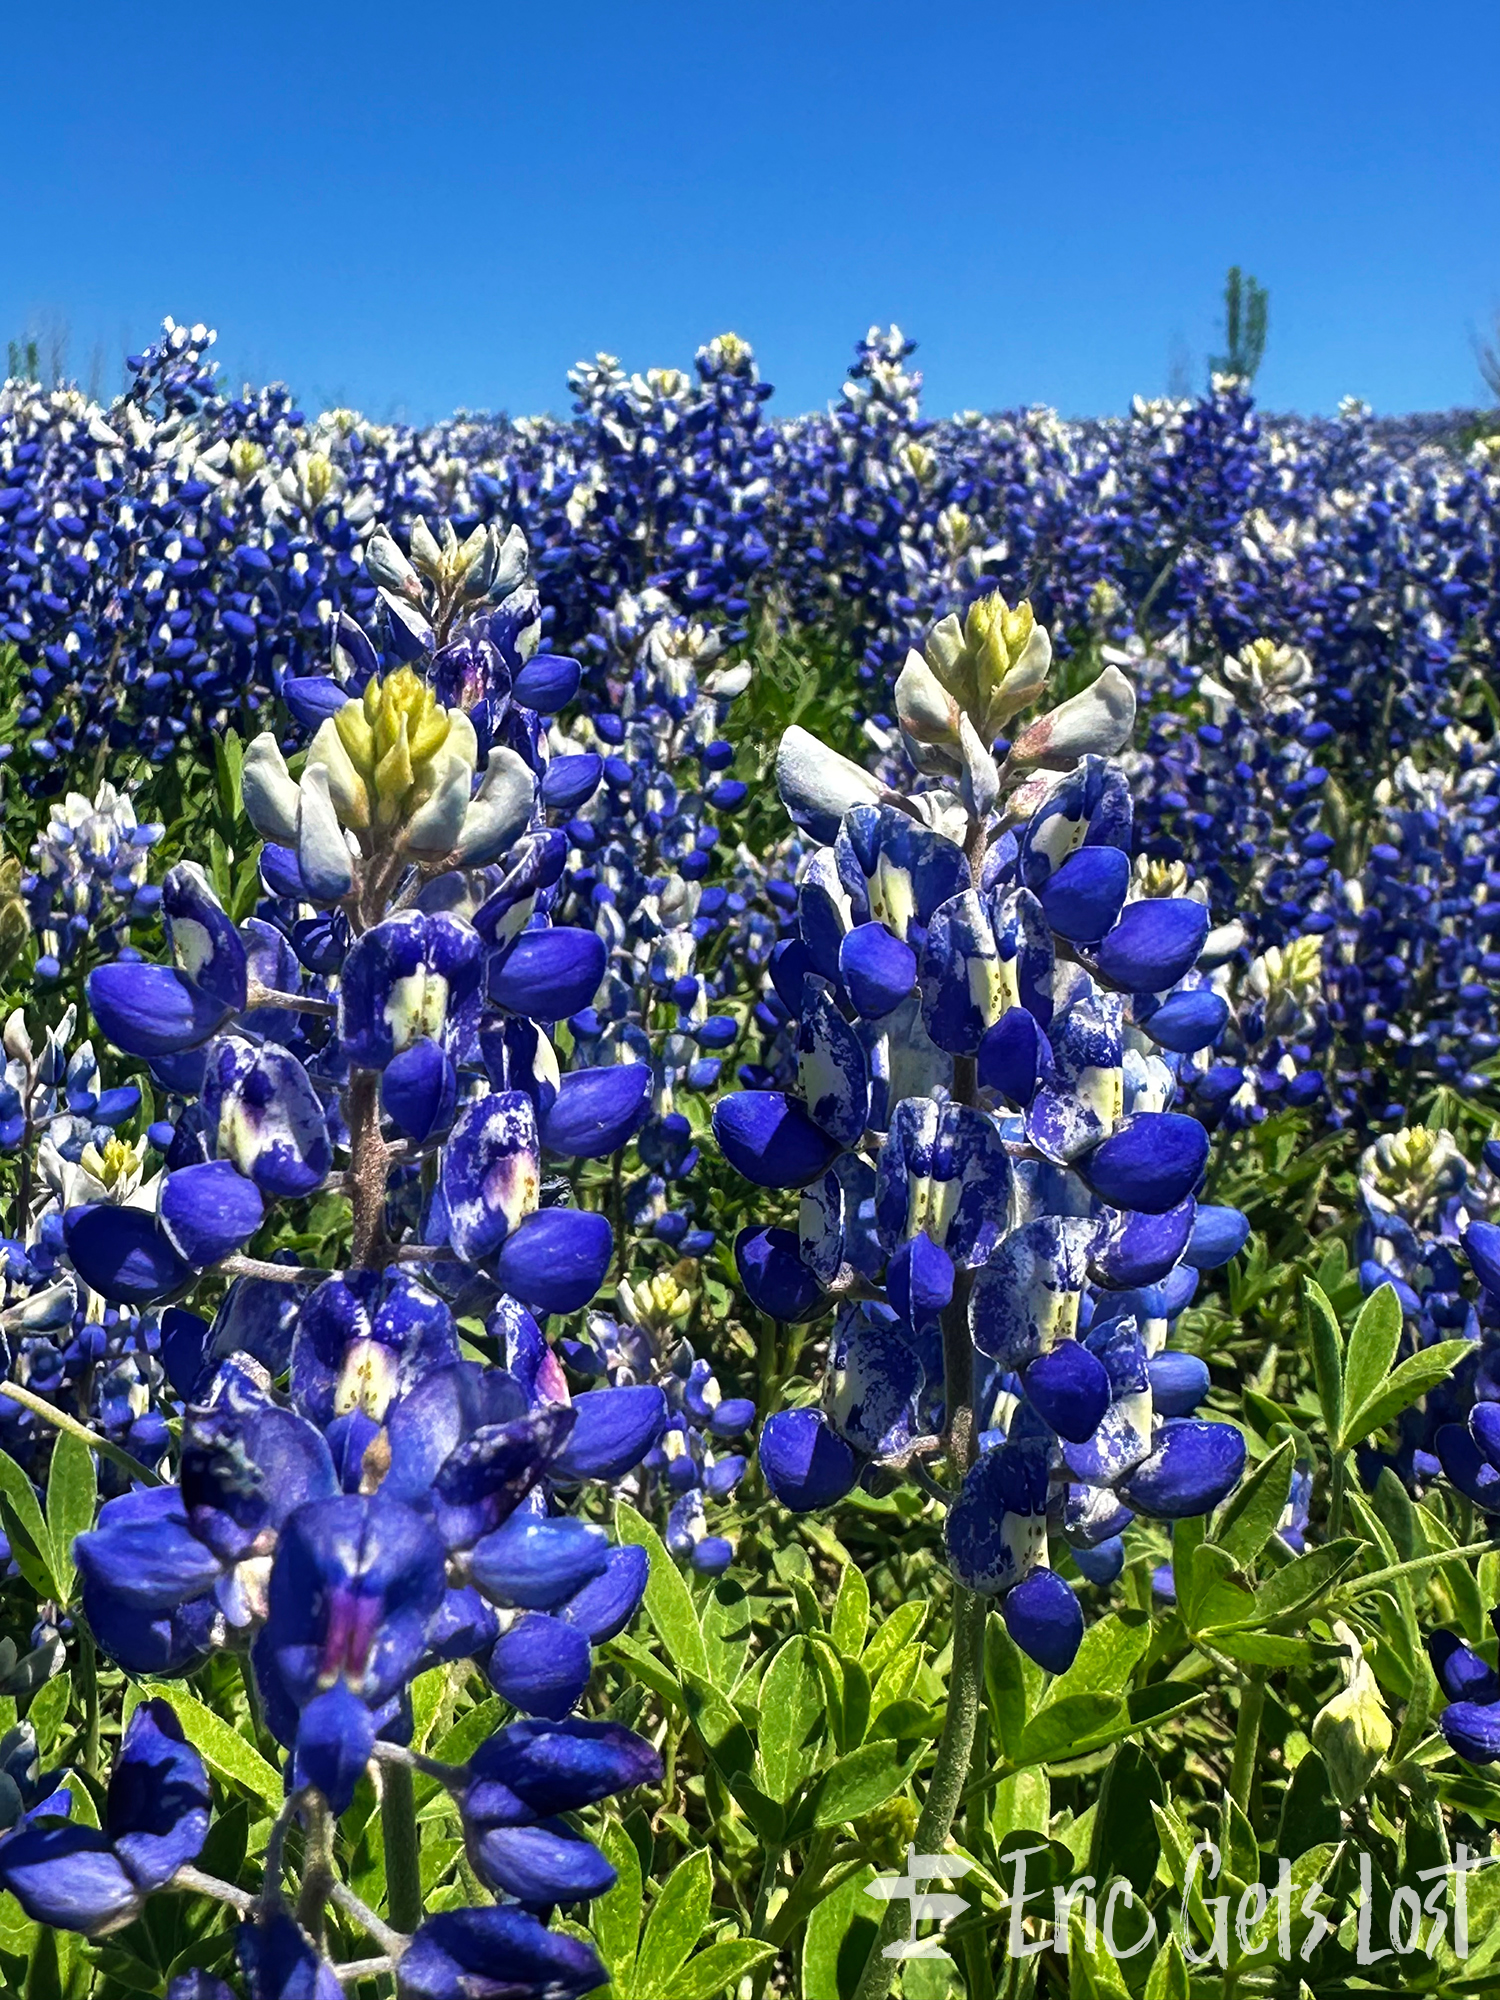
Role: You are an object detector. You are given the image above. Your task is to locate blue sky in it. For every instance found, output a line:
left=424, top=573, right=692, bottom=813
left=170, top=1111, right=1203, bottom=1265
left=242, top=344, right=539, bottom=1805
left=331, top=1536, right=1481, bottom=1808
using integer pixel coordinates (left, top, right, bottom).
left=7, top=2, right=1497, bottom=422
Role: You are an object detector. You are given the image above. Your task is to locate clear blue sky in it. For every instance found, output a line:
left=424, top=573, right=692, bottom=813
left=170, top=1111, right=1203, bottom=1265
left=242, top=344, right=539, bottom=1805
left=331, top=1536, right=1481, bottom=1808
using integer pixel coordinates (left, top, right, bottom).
left=7, top=2, right=1498, bottom=423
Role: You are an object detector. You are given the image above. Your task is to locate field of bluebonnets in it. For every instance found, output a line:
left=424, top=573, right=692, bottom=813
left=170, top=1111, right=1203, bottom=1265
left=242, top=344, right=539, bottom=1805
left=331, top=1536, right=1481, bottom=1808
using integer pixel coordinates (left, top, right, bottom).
left=0, top=313, right=1499, bottom=1999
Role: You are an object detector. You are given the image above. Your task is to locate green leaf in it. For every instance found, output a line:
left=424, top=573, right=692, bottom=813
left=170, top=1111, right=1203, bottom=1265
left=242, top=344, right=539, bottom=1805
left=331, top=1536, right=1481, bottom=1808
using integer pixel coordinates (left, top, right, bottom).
left=616, top=1500, right=709, bottom=1681
left=1342, top=1340, right=1471, bottom=1445
left=44, top=1432, right=95, bottom=1605
left=1143, top=1936, right=1191, bottom=2000
left=1089, top=1743, right=1162, bottom=1896
left=1015, top=1694, right=1122, bottom=1766
left=1208, top=1631, right=1332, bottom=1670
left=680, top=1672, right=783, bottom=1840
left=138, top=1680, right=281, bottom=1810
left=830, top=1563, right=870, bottom=1658
left=1340, top=1282, right=1403, bottom=1444
left=840, top=1657, right=871, bottom=1753
left=1249, top=1538, right=1363, bottom=1624
left=24, top=1672, right=70, bottom=1758
left=1277, top=1750, right=1341, bottom=1861
left=635, top=1848, right=712, bottom=1998
left=807, top=1738, right=926, bottom=1830
left=659, top=1940, right=777, bottom=2000
left=1048, top=1612, right=1149, bottom=1705
left=756, top=1636, right=827, bottom=1804
left=801, top=1863, right=877, bottom=2000
left=984, top=1610, right=1030, bottom=1749
left=700, top=1578, right=753, bottom=1691
left=1212, top=1437, right=1294, bottom=1568
left=858, top=1599, right=925, bottom=1681
left=0, top=1453, right=54, bottom=1603
left=590, top=1820, right=643, bottom=1996
left=1305, top=1280, right=1344, bottom=1445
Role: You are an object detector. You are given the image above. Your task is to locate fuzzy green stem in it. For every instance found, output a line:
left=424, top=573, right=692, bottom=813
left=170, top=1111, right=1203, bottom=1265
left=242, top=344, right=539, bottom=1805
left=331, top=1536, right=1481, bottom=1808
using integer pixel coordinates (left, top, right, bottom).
left=850, top=1589, right=989, bottom=2000
left=382, top=1757, right=423, bottom=1934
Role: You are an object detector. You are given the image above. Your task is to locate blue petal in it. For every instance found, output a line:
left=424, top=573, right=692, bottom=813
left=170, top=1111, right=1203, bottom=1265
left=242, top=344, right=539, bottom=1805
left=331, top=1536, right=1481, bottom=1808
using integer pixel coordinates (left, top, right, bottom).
left=977, top=1008, right=1050, bottom=1109
left=493, top=1208, right=613, bottom=1314
left=542, top=753, right=603, bottom=813
left=489, top=927, right=606, bottom=1020
left=442, top=1091, right=541, bottom=1264
left=839, top=922, right=917, bottom=1019
left=1429, top=1631, right=1500, bottom=1705
left=1088, top=1200, right=1195, bottom=1289
left=382, top=1038, right=458, bottom=1143
left=1465, top=1221, right=1500, bottom=1297
left=470, top=1514, right=610, bottom=1610
left=552, top=1386, right=667, bottom=1482
left=162, top=864, right=249, bottom=1010
left=1080, top=1113, right=1210, bottom=1215
left=1117, top=1420, right=1247, bottom=1519
left=735, top=1226, right=830, bottom=1323
left=1003, top=1568, right=1084, bottom=1675
left=0, top=1823, right=138, bottom=1934
left=757, top=1407, right=858, bottom=1511
left=109, top=1696, right=211, bottom=1892
left=944, top=1439, right=1050, bottom=1594
left=558, top=1545, right=650, bottom=1644
left=1184, top=1205, right=1249, bottom=1270
left=1098, top=899, right=1209, bottom=993
left=87, top=962, right=233, bottom=1058
left=468, top=1717, right=660, bottom=1818
left=713, top=1091, right=842, bottom=1190
left=539, top=1064, right=651, bottom=1158
left=1440, top=1700, right=1500, bottom=1766
left=1147, top=1352, right=1211, bottom=1417
left=399, top=1906, right=604, bottom=2000
left=1139, top=988, right=1228, bottom=1053
left=1024, top=1342, right=1111, bottom=1443
left=292, top=1681, right=376, bottom=1815
left=1036, top=845, right=1130, bottom=945
left=513, top=654, right=583, bottom=712
left=65, top=1203, right=194, bottom=1306
left=488, top=1613, right=593, bottom=1719
left=159, top=1161, right=266, bottom=1267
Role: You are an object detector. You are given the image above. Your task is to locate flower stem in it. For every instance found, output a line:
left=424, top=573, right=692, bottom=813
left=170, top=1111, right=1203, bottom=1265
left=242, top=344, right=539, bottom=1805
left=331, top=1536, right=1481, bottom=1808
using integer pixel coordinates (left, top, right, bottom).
left=78, top=1624, right=100, bottom=1780
left=0, top=1381, right=163, bottom=1486
left=381, top=1756, right=423, bottom=1934
left=850, top=1587, right=989, bottom=2000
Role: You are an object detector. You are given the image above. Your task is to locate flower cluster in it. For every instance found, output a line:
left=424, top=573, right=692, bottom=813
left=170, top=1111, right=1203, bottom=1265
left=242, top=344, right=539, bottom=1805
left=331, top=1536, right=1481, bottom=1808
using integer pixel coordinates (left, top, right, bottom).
left=2, top=523, right=686, bottom=1992
left=713, top=591, right=1249, bottom=1673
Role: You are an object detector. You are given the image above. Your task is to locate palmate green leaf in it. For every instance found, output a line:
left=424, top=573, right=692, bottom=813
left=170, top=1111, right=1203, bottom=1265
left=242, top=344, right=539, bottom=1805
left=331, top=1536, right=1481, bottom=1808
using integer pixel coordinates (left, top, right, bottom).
left=659, top=1940, right=778, bottom=2000
left=1304, top=1279, right=1344, bottom=1445
left=136, top=1680, right=281, bottom=1810
left=1245, top=1537, right=1364, bottom=1625
left=25, top=1671, right=70, bottom=1759
left=1143, top=1936, right=1190, bottom=2000
left=806, top=1738, right=926, bottom=1830
left=830, top=1562, right=870, bottom=1657
left=1340, top=1281, right=1403, bottom=1442
left=801, top=1863, right=877, bottom=2000
left=984, top=1613, right=1030, bottom=1749
left=1211, top=1436, right=1294, bottom=1568
left=756, top=1636, right=827, bottom=1803
left=1046, top=1611, right=1150, bottom=1704
left=44, top=1431, right=95, bottom=1605
left=858, top=1599, right=925, bottom=1680
left=0, top=1451, right=56, bottom=1603
left=1014, top=1694, right=1122, bottom=1766
left=1342, top=1339, right=1471, bottom=1445
left=590, top=1821, right=644, bottom=1998
left=634, top=1848, right=711, bottom=1998
left=615, top=1500, right=710, bottom=1681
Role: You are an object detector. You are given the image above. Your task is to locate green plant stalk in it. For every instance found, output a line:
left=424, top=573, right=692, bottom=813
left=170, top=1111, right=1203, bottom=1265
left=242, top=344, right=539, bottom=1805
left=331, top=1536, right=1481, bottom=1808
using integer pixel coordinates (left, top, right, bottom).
left=849, top=1586, right=989, bottom=2000
left=1229, top=1671, right=1266, bottom=1816
left=382, top=1757, right=423, bottom=1934
left=0, top=1380, right=163, bottom=1486
left=78, top=1624, right=100, bottom=1781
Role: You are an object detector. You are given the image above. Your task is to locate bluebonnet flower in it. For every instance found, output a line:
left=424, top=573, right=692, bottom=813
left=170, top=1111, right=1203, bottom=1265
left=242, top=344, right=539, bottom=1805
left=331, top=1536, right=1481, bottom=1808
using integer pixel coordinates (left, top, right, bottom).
left=714, top=591, right=1248, bottom=1673
left=23, top=783, right=164, bottom=980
